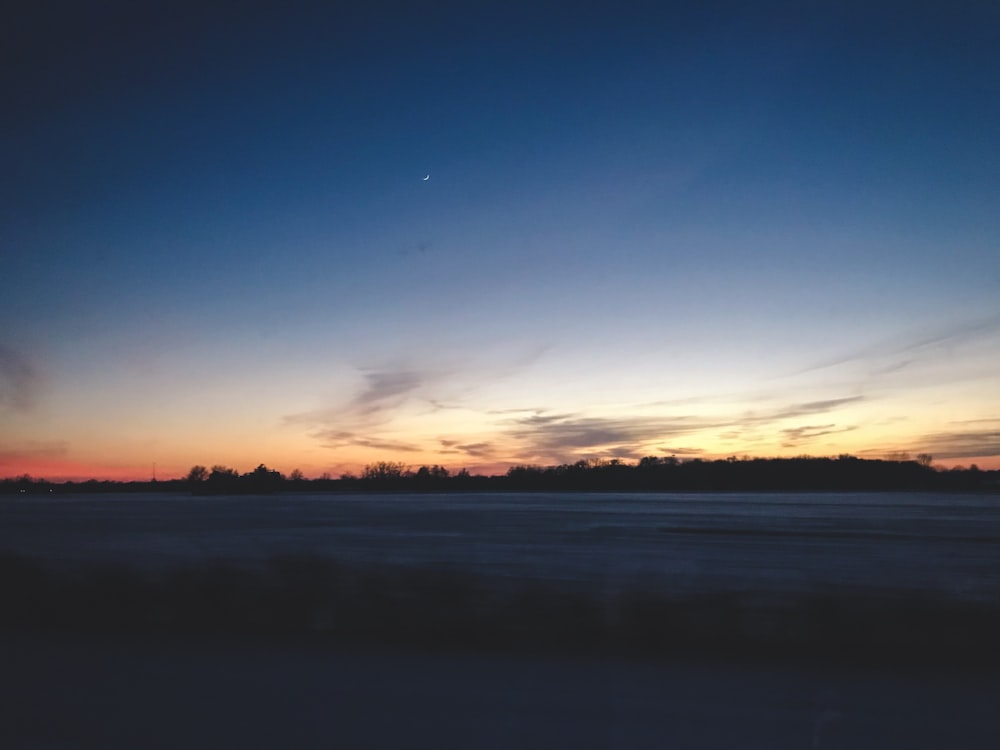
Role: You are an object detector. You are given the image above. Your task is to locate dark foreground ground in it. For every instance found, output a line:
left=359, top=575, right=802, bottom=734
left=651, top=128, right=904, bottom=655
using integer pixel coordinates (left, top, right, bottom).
left=3, top=553, right=1000, bottom=748
left=4, top=491, right=999, bottom=747
left=2, top=632, right=999, bottom=750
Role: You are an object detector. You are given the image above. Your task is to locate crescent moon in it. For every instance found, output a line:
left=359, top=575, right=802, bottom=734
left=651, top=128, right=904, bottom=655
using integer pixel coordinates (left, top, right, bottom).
left=423, top=174, right=430, bottom=181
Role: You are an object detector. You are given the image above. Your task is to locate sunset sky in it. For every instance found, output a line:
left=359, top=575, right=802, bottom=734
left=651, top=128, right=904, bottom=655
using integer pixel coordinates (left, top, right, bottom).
left=3, top=1, right=999, bottom=480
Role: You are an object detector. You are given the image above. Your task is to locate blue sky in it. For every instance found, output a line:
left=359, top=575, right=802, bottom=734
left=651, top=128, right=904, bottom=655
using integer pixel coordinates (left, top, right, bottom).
left=3, top=1, right=999, bottom=478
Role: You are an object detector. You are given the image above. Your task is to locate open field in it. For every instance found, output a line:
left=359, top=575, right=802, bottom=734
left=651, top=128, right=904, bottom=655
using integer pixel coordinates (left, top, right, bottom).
left=3, top=491, right=999, bottom=747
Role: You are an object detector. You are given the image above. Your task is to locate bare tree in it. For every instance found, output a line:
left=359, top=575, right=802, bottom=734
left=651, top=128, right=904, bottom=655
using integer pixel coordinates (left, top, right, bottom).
left=362, top=461, right=409, bottom=481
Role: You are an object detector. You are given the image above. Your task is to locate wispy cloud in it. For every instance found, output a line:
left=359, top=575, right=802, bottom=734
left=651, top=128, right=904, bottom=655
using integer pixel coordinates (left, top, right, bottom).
left=796, top=312, right=1000, bottom=378
left=314, top=431, right=423, bottom=453
left=351, top=367, right=426, bottom=414
left=781, top=424, right=857, bottom=448
left=283, top=365, right=436, bottom=458
left=286, top=348, right=553, bottom=462
left=874, top=359, right=915, bottom=375
left=763, top=397, right=865, bottom=421
left=500, top=396, right=864, bottom=462
left=452, top=441, right=495, bottom=458
left=505, top=413, right=715, bottom=453
left=858, top=419, right=1000, bottom=462
left=285, top=356, right=869, bottom=467
left=0, top=343, right=40, bottom=412
left=436, top=439, right=498, bottom=459
left=912, top=424, right=1000, bottom=459
left=899, top=313, right=1000, bottom=355
left=284, top=365, right=432, bottom=427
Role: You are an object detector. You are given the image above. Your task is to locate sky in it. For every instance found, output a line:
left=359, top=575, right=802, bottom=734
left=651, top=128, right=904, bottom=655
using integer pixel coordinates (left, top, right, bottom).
left=3, top=0, right=999, bottom=480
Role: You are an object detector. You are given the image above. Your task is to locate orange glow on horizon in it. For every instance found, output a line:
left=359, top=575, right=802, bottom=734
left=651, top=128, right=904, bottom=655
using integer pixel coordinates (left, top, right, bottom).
left=0, top=457, right=161, bottom=483
left=4, top=448, right=997, bottom=483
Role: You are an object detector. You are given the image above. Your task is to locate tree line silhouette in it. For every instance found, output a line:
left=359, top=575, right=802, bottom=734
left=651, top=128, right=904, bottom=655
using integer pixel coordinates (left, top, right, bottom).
left=3, top=454, right=998, bottom=494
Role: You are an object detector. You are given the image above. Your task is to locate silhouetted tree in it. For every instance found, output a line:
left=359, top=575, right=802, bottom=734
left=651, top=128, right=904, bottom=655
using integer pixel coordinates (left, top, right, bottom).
left=243, top=463, right=283, bottom=493
left=209, top=465, right=238, bottom=481
left=414, top=465, right=449, bottom=480
left=362, top=461, right=409, bottom=481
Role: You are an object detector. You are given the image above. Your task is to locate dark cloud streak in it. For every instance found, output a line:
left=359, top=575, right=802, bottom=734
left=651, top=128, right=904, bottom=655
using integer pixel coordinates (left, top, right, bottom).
left=283, top=366, right=429, bottom=427
left=765, top=397, right=864, bottom=421
left=314, top=431, right=423, bottom=454
left=0, top=343, right=40, bottom=412
left=780, top=424, right=857, bottom=448
left=503, top=396, right=864, bottom=460
left=352, top=368, right=425, bottom=412
left=914, top=426, right=1000, bottom=459
left=797, top=313, right=1000, bottom=378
